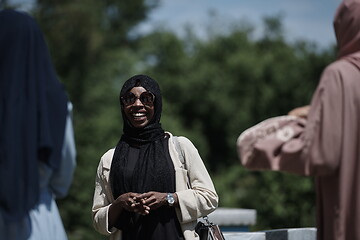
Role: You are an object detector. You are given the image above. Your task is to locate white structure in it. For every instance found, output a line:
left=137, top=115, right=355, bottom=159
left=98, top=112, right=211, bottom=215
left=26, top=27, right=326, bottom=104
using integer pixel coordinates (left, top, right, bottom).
left=223, top=228, right=317, bottom=240
left=201, top=208, right=316, bottom=240
left=207, top=208, right=257, bottom=228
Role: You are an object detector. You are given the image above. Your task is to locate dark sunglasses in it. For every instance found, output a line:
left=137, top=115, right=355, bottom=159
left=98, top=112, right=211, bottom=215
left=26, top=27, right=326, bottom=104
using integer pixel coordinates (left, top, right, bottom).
left=121, top=91, right=155, bottom=106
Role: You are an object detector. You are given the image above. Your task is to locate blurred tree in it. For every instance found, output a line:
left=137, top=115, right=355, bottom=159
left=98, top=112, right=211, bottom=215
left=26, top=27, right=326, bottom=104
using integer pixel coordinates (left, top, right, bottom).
left=33, top=0, right=159, bottom=108
left=139, top=15, right=333, bottom=172
left=0, top=0, right=7, bottom=8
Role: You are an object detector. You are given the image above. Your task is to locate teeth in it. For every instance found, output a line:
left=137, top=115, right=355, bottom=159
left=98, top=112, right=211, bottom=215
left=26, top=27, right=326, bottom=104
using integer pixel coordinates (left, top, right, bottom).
left=133, top=113, right=145, bottom=117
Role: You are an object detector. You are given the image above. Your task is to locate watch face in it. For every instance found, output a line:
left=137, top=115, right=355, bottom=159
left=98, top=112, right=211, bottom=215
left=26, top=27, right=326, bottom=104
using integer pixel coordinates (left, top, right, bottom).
left=167, top=193, right=175, bottom=206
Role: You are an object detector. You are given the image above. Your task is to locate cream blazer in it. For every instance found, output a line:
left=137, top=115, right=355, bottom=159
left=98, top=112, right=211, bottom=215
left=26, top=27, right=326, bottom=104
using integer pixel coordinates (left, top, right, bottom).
left=92, top=132, right=218, bottom=240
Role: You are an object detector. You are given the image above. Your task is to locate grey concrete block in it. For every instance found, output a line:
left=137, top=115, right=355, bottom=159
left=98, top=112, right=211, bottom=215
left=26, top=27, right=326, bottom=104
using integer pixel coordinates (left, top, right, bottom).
left=265, top=229, right=287, bottom=240
left=224, top=232, right=266, bottom=240
left=265, top=228, right=317, bottom=240
left=207, top=208, right=257, bottom=226
left=221, top=228, right=317, bottom=240
left=288, top=228, right=317, bottom=240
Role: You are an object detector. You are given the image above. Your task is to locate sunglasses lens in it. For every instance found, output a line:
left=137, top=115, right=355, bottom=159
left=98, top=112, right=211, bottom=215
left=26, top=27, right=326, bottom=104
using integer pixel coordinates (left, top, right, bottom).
left=122, top=92, right=136, bottom=105
left=140, top=92, right=154, bottom=105
left=121, top=91, right=154, bottom=106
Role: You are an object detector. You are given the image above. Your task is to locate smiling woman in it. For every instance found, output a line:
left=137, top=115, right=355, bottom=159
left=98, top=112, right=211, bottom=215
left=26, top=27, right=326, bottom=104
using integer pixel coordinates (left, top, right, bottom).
left=92, top=74, right=218, bottom=240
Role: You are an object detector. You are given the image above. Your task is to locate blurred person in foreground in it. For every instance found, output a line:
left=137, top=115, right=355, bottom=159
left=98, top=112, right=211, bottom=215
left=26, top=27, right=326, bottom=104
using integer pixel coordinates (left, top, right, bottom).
left=0, top=9, right=76, bottom=240
left=237, top=0, right=360, bottom=240
left=92, top=74, right=218, bottom=240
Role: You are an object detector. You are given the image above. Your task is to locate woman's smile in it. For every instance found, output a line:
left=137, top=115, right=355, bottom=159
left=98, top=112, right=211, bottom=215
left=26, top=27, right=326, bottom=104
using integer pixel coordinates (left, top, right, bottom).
left=131, top=110, right=148, bottom=121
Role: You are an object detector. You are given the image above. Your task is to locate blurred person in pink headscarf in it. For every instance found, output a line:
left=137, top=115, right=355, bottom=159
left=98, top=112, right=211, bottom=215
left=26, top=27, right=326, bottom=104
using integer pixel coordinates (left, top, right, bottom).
left=237, top=1, right=360, bottom=240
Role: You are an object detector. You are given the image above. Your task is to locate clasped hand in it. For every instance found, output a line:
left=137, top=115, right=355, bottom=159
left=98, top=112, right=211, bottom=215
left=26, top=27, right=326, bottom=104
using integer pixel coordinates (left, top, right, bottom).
left=116, top=192, right=167, bottom=215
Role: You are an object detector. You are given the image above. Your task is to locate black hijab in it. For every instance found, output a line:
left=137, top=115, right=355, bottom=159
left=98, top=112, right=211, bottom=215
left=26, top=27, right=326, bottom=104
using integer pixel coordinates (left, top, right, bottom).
left=0, top=10, right=68, bottom=221
left=110, top=75, right=172, bottom=199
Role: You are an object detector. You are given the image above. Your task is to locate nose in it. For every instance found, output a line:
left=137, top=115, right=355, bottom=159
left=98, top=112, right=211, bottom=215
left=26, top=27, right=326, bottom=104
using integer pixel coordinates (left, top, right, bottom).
left=133, top=97, right=144, bottom=106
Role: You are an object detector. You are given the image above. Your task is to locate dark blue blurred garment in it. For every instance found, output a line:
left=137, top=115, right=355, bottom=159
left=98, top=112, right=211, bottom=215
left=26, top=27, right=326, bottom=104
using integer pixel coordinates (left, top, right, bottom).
left=0, top=9, right=68, bottom=222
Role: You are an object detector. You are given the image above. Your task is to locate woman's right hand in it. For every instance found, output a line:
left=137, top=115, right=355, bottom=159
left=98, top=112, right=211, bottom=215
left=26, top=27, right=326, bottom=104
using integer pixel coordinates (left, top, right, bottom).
left=108, top=192, right=150, bottom=229
left=114, top=192, right=150, bottom=215
left=113, top=192, right=140, bottom=211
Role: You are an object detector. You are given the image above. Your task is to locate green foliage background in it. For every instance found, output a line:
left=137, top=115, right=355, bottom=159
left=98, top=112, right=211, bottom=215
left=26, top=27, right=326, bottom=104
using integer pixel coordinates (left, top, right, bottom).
left=6, top=1, right=337, bottom=239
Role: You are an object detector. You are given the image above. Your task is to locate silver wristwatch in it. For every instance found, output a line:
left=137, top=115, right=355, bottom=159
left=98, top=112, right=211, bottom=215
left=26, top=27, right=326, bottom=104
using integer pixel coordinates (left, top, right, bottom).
left=166, top=193, right=175, bottom=207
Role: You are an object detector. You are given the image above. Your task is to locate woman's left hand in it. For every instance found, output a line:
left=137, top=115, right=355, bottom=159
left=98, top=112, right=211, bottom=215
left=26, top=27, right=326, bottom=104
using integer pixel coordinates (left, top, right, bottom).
left=135, top=192, right=167, bottom=211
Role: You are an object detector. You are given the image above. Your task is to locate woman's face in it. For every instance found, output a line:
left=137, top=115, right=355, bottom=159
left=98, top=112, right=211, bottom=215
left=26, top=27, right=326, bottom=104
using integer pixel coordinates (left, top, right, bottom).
left=122, top=86, right=155, bottom=128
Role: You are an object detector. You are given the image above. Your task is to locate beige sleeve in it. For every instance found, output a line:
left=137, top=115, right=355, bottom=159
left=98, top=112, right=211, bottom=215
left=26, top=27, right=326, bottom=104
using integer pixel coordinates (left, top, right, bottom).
left=174, top=137, right=219, bottom=223
left=91, top=150, right=119, bottom=236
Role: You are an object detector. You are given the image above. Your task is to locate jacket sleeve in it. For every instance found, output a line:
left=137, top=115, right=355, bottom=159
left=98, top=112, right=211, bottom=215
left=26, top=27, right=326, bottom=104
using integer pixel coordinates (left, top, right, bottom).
left=174, top=137, right=218, bottom=223
left=92, top=151, right=119, bottom=236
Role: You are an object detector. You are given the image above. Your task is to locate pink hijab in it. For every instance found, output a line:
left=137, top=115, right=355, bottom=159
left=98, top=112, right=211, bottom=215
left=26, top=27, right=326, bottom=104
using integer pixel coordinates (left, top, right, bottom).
left=334, top=0, right=360, bottom=60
